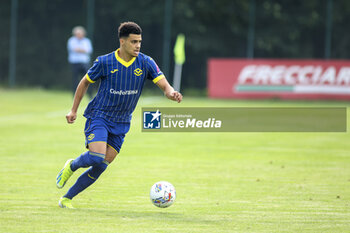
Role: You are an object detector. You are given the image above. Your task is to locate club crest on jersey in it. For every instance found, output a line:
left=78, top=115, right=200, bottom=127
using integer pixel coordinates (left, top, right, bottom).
left=87, top=133, right=95, bottom=141
left=134, top=68, right=143, bottom=76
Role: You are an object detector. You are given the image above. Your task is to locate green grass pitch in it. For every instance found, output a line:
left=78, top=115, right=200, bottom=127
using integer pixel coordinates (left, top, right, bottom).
left=0, top=88, right=349, bottom=232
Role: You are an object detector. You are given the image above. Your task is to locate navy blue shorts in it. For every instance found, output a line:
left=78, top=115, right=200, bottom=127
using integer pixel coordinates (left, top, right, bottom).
left=84, top=117, right=130, bottom=153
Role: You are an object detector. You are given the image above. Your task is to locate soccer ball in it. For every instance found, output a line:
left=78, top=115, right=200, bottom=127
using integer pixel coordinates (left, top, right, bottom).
left=150, top=181, right=176, bottom=208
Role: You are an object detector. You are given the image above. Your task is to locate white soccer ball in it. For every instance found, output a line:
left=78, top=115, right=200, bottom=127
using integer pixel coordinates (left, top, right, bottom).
left=150, top=181, right=176, bottom=208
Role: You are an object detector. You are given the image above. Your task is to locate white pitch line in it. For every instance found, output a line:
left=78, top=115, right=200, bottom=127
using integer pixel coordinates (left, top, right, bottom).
left=0, top=109, right=83, bottom=123
left=0, top=96, right=163, bottom=123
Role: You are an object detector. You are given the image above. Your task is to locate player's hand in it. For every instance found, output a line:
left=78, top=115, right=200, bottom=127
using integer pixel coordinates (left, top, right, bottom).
left=166, top=90, right=183, bottom=103
left=66, top=111, right=77, bottom=124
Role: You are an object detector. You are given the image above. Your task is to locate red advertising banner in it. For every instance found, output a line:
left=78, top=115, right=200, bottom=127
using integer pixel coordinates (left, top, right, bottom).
left=208, top=59, right=350, bottom=100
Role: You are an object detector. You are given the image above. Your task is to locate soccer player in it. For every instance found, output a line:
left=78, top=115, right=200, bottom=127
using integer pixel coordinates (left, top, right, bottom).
left=56, top=22, right=182, bottom=208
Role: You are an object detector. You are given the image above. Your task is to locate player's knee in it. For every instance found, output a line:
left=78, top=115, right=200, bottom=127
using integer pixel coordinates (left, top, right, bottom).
left=105, top=155, right=117, bottom=164
left=88, top=151, right=105, bottom=166
left=105, top=147, right=118, bottom=163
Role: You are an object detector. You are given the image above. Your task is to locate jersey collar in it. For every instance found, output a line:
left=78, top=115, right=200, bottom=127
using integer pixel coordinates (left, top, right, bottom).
left=115, top=49, right=136, bottom=68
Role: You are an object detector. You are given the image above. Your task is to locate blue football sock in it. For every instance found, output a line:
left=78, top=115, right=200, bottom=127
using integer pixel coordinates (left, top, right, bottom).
left=70, top=151, right=105, bottom=171
left=64, top=161, right=109, bottom=200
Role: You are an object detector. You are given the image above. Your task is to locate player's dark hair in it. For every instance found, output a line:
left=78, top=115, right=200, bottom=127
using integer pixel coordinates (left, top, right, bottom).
left=118, top=22, right=142, bottom=38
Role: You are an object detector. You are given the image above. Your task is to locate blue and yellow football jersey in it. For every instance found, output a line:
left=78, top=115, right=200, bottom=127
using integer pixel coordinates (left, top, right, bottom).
left=84, top=49, right=164, bottom=122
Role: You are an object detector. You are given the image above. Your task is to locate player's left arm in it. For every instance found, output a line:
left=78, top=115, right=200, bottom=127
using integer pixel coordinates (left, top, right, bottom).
left=155, top=78, right=183, bottom=103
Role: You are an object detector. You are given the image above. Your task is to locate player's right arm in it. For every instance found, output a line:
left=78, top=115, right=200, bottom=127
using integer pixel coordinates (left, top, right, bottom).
left=66, top=76, right=91, bottom=124
left=66, top=56, right=103, bottom=123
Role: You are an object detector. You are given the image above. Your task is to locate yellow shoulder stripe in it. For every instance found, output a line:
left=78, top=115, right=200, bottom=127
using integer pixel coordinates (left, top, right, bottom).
left=86, top=74, right=95, bottom=83
left=153, top=75, right=165, bottom=84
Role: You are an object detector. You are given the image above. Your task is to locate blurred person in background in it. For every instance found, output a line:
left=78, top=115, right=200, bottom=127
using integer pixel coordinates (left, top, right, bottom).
left=67, top=26, right=93, bottom=97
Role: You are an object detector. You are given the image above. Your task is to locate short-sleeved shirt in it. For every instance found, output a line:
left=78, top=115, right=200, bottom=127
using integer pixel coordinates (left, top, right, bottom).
left=84, top=49, right=165, bottom=123
left=67, top=36, right=93, bottom=64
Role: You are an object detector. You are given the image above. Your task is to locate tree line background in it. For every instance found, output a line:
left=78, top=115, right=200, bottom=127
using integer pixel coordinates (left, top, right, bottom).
left=0, top=0, right=349, bottom=92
